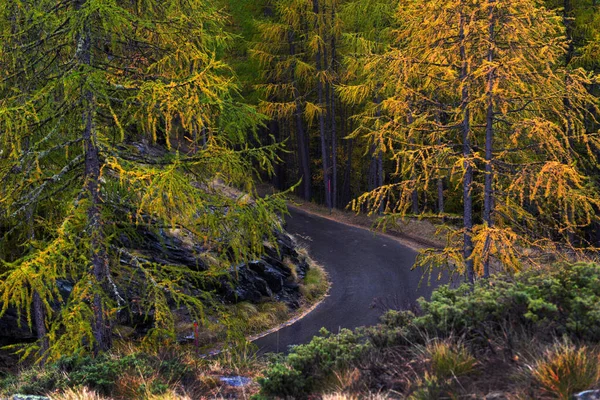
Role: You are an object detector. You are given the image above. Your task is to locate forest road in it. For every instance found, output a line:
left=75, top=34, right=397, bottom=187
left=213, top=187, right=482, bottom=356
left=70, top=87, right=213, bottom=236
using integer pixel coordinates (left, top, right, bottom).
left=252, top=207, right=440, bottom=354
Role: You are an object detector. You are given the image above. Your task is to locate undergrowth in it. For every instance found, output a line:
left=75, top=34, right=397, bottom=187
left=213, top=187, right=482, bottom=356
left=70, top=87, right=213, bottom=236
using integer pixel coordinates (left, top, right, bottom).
left=257, top=262, right=600, bottom=399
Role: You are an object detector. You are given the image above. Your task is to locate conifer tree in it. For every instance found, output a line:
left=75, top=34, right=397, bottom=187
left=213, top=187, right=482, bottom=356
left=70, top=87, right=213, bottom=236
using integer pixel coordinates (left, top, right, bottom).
left=0, top=0, right=285, bottom=360
left=252, top=0, right=314, bottom=200
left=252, top=0, right=344, bottom=205
left=338, top=0, right=397, bottom=208
left=343, top=0, right=600, bottom=281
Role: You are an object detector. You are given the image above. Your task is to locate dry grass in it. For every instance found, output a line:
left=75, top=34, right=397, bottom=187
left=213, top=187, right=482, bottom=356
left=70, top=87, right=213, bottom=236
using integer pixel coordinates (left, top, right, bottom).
left=49, top=387, right=198, bottom=400
left=49, top=388, right=109, bottom=400
left=322, top=393, right=391, bottom=400
left=300, top=260, right=329, bottom=302
left=418, top=339, right=478, bottom=380
left=527, top=342, right=600, bottom=400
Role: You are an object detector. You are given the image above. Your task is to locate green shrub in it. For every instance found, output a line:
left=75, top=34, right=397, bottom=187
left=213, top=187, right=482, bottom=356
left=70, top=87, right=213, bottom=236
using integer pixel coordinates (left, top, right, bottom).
left=258, top=263, right=600, bottom=398
left=2, top=352, right=192, bottom=397
left=258, top=328, right=369, bottom=398
left=258, top=363, right=307, bottom=398
left=1, top=366, right=66, bottom=395
left=364, top=310, right=419, bottom=348
left=412, top=263, right=600, bottom=343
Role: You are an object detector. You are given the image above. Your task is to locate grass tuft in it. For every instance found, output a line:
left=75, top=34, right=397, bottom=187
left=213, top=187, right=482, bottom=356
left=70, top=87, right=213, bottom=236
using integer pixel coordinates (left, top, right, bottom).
left=421, top=340, right=477, bottom=380
left=300, top=263, right=329, bottom=302
left=529, top=341, right=600, bottom=400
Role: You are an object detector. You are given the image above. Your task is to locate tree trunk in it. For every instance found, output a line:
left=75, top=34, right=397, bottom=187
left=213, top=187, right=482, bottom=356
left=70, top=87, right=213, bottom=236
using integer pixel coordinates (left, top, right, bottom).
left=563, top=0, right=577, bottom=246
left=408, top=109, right=419, bottom=215
left=374, top=95, right=384, bottom=213
left=434, top=112, right=445, bottom=217
left=343, top=136, right=354, bottom=207
left=10, top=1, right=48, bottom=360
left=76, top=3, right=111, bottom=352
left=483, top=0, right=496, bottom=278
left=341, top=104, right=353, bottom=207
left=459, top=3, right=475, bottom=284
left=313, top=0, right=331, bottom=210
left=288, top=30, right=311, bottom=200
left=32, top=291, right=48, bottom=360
left=270, top=118, right=286, bottom=190
left=27, top=207, right=48, bottom=360
left=329, top=4, right=338, bottom=209
left=437, top=177, right=444, bottom=214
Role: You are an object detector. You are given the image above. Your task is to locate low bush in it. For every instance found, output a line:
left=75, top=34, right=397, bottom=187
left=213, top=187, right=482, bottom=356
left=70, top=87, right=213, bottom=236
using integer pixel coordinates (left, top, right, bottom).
left=412, top=263, right=600, bottom=343
left=258, top=263, right=600, bottom=398
left=1, top=351, right=193, bottom=397
left=0, top=365, right=67, bottom=395
left=258, top=328, right=369, bottom=398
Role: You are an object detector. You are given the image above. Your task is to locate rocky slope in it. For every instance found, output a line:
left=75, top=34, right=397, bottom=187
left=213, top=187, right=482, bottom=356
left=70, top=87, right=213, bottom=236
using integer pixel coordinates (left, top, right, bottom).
left=0, top=225, right=310, bottom=348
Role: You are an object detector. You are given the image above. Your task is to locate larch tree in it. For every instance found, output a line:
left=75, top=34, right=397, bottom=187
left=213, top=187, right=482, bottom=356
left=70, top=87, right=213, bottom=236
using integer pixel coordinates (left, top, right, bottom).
left=337, top=0, right=398, bottom=211
left=252, top=0, right=344, bottom=206
left=252, top=0, right=315, bottom=201
left=0, top=0, right=286, bottom=361
left=343, top=0, right=600, bottom=282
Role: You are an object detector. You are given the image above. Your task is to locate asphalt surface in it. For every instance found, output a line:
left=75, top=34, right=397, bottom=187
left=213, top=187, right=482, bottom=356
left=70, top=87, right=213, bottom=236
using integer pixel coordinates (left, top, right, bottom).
left=253, top=207, right=440, bottom=354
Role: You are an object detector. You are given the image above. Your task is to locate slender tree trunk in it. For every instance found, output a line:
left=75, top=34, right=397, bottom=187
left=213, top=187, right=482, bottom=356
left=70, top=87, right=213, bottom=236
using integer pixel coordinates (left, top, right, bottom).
left=483, top=0, right=496, bottom=278
left=408, top=108, right=419, bottom=215
left=341, top=104, right=353, bottom=207
left=367, top=144, right=376, bottom=191
left=313, top=0, right=331, bottom=210
left=288, top=30, right=311, bottom=200
left=28, top=208, right=48, bottom=361
left=434, top=112, right=445, bottom=217
left=563, top=0, right=577, bottom=246
left=459, top=3, right=475, bottom=284
left=373, top=95, right=384, bottom=213
left=343, top=136, right=354, bottom=207
left=271, top=119, right=286, bottom=190
left=9, top=2, right=48, bottom=360
left=326, top=77, right=338, bottom=210
left=437, top=177, right=444, bottom=214
left=27, top=205, right=48, bottom=360
left=329, top=4, right=338, bottom=209
left=32, top=291, right=47, bottom=359
left=76, top=3, right=111, bottom=352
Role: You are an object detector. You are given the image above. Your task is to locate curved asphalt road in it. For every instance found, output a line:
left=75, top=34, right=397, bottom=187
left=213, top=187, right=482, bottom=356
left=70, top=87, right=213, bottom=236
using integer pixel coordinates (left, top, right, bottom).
left=253, top=207, right=440, bottom=354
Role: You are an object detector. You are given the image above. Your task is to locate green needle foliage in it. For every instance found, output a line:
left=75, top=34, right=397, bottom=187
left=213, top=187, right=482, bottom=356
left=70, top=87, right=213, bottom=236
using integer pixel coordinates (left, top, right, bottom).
left=0, top=0, right=286, bottom=362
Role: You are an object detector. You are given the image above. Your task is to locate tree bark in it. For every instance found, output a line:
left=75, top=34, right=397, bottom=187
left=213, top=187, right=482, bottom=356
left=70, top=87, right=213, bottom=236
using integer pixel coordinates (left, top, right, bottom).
left=437, top=177, right=444, bottom=214
left=459, top=2, right=475, bottom=284
left=341, top=104, right=353, bottom=207
left=288, top=30, right=311, bottom=200
left=9, top=1, right=49, bottom=360
left=408, top=109, right=419, bottom=215
left=76, top=1, right=111, bottom=352
left=563, top=0, right=577, bottom=246
left=329, top=4, right=338, bottom=209
left=313, top=0, right=331, bottom=210
left=32, top=291, right=48, bottom=360
left=483, top=0, right=496, bottom=278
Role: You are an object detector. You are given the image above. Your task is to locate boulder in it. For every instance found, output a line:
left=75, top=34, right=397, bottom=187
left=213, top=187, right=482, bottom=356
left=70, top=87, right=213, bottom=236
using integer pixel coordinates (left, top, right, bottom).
left=575, top=390, right=600, bottom=400
left=0, top=226, right=310, bottom=342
